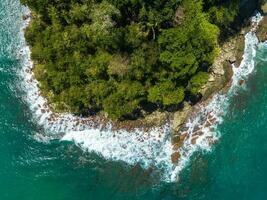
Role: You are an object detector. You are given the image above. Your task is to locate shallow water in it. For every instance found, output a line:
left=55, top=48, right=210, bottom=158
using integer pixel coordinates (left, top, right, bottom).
left=2, top=0, right=267, bottom=199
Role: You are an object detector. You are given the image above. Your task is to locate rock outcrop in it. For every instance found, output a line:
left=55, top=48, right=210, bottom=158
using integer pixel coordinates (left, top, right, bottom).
left=171, top=103, right=192, bottom=132
left=169, top=18, right=255, bottom=164
left=257, top=16, right=267, bottom=42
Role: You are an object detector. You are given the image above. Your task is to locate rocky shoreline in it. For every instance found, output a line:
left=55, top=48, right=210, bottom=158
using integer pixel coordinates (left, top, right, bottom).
left=20, top=23, right=250, bottom=133
left=22, top=12, right=267, bottom=133
left=21, top=6, right=267, bottom=134
left=20, top=5, right=267, bottom=181
left=170, top=12, right=267, bottom=164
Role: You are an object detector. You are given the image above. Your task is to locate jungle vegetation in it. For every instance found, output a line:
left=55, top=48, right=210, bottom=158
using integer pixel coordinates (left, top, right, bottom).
left=21, top=0, right=246, bottom=119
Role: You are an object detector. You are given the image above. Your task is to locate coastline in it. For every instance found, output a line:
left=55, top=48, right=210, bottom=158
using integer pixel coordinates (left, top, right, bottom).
left=170, top=12, right=267, bottom=179
left=19, top=15, right=249, bottom=133
left=19, top=7, right=267, bottom=182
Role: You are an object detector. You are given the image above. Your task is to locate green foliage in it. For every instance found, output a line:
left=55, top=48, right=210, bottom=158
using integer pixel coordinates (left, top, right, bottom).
left=103, top=81, right=145, bottom=119
left=148, top=81, right=185, bottom=106
left=20, top=0, right=244, bottom=119
left=204, top=0, right=240, bottom=29
left=188, top=72, right=210, bottom=94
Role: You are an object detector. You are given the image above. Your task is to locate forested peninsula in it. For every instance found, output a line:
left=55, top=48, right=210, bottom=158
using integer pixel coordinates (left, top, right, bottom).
left=20, top=0, right=261, bottom=121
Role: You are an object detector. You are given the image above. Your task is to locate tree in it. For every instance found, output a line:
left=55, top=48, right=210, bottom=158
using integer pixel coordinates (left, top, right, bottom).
left=148, top=81, right=185, bottom=106
left=21, top=0, right=246, bottom=119
left=188, top=72, right=209, bottom=94
left=103, top=81, right=145, bottom=119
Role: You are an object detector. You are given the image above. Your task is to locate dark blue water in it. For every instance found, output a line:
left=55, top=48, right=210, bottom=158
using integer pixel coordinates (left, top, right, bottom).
left=1, top=0, right=267, bottom=199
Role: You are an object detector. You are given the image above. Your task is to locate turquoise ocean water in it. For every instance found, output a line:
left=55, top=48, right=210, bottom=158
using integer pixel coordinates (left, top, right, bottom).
left=1, top=1, right=267, bottom=199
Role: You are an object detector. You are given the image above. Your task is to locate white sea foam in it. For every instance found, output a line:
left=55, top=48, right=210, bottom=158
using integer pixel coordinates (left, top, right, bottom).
left=170, top=12, right=263, bottom=181
left=18, top=7, right=174, bottom=181
left=18, top=7, right=263, bottom=182
left=61, top=126, right=173, bottom=170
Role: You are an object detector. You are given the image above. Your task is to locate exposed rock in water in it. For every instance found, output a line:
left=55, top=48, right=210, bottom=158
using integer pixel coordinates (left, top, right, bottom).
left=170, top=103, right=192, bottom=132
left=191, top=137, right=198, bottom=145
left=169, top=20, right=256, bottom=165
left=239, top=79, right=245, bottom=86
left=199, top=24, right=252, bottom=102
left=171, top=152, right=181, bottom=164
left=172, top=133, right=187, bottom=150
left=200, top=60, right=233, bottom=101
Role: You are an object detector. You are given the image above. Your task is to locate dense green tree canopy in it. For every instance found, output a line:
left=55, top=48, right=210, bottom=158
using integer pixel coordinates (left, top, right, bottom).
left=21, top=0, right=244, bottom=119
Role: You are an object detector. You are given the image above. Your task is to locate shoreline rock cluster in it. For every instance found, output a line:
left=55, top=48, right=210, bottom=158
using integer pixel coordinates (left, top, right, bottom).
left=170, top=26, right=246, bottom=139
left=170, top=12, right=267, bottom=164
left=21, top=6, right=267, bottom=169
left=20, top=8, right=266, bottom=135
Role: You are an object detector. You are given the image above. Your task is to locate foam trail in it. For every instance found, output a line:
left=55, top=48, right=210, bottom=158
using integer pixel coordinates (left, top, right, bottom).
left=18, top=8, right=175, bottom=181
left=170, top=12, right=263, bottom=181
left=231, top=13, right=262, bottom=90
left=18, top=8, right=262, bottom=182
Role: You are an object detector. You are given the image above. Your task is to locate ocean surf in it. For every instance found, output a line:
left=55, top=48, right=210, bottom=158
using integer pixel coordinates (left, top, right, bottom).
left=18, top=7, right=263, bottom=182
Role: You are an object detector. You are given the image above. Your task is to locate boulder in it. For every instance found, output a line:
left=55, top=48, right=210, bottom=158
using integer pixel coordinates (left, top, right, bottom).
left=171, top=152, right=181, bottom=164
left=229, top=56, right=236, bottom=64
left=171, top=103, right=192, bottom=132
left=191, top=137, right=198, bottom=145
left=208, top=75, right=215, bottom=82
left=144, top=111, right=168, bottom=127
left=212, top=64, right=225, bottom=76
left=239, top=79, right=245, bottom=86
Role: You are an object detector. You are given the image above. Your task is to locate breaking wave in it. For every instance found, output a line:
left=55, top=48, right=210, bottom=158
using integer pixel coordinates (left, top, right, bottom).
left=18, top=7, right=263, bottom=182
left=170, top=12, right=263, bottom=181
